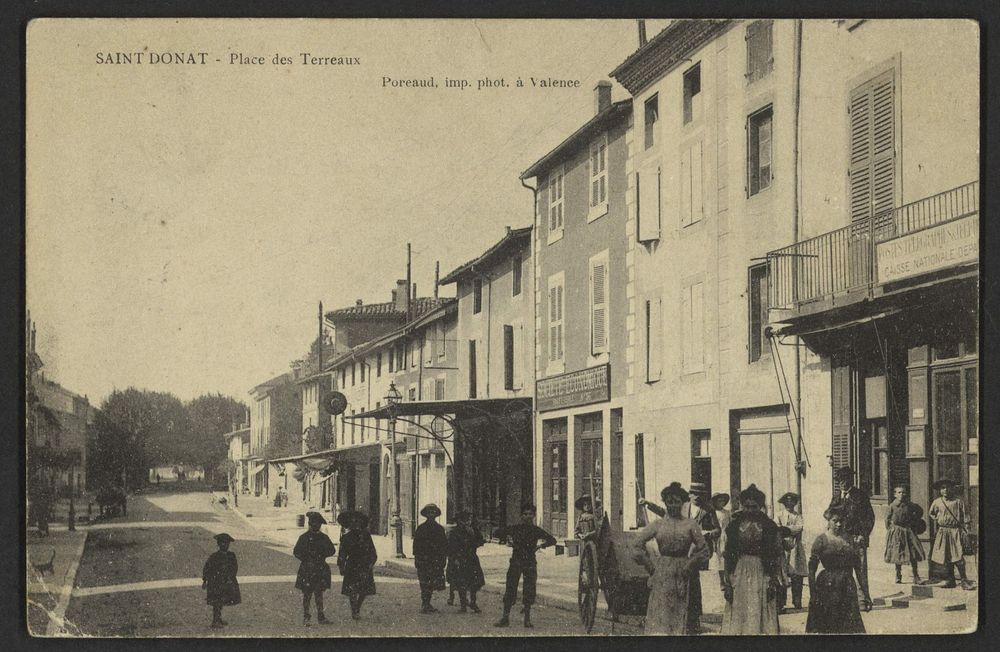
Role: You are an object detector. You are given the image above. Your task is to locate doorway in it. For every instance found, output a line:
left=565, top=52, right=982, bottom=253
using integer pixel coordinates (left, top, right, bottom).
left=931, top=363, right=978, bottom=534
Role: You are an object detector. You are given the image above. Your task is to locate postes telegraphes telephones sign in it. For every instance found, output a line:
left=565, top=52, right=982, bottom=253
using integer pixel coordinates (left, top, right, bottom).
left=535, top=364, right=610, bottom=412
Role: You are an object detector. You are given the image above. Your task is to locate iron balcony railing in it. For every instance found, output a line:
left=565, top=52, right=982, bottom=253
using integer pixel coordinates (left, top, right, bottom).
left=768, top=181, right=978, bottom=310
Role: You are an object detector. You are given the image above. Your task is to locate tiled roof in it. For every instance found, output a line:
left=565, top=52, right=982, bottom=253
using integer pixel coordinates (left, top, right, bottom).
left=326, top=297, right=452, bottom=321
left=520, top=100, right=632, bottom=180
left=250, top=371, right=293, bottom=395
left=439, top=227, right=532, bottom=285
left=609, top=19, right=733, bottom=95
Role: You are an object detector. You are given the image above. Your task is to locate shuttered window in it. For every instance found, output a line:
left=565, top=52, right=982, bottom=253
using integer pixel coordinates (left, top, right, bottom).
left=831, top=359, right=854, bottom=490
left=548, top=168, right=565, bottom=237
left=682, top=281, right=705, bottom=373
left=681, top=141, right=704, bottom=226
left=512, top=254, right=522, bottom=296
left=746, top=20, right=773, bottom=84
left=849, top=71, right=896, bottom=231
left=748, top=264, right=769, bottom=362
left=645, top=295, right=663, bottom=382
left=434, top=378, right=446, bottom=401
left=473, top=278, right=483, bottom=314
left=748, top=106, right=773, bottom=196
left=468, top=340, right=477, bottom=398
left=637, top=162, right=661, bottom=241
left=644, top=94, right=658, bottom=149
left=548, top=275, right=565, bottom=363
left=589, top=133, right=608, bottom=212
left=512, top=324, right=523, bottom=388
left=683, top=63, right=702, bottom=124
left=503, top=325, right=515, bottom=390
left=590, top=253, right=609, bottom=355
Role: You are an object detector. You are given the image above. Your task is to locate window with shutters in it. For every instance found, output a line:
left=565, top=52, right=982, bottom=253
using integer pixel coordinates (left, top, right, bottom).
left=746, top=20, right=773, bottom=84
left=680, top=140, right=704, bottom=226
left=376, top=352, right=382, bottom=377
left=437, top=324, right=446, bottom=359
left=473, top=277, right=483, bottom=314
left=831, top=359, right=854, bottom=491
left=547, top=273, right=565, bottom=372
left=589, top=134, right=609, bottom=221
left=468, top=340, right=477, bottom=398
left=503, top=325, right=515, bottom=390
left=388, top=347, right=395, bottom=373
left=645, top=294, right=663, bottom=383
left=547, top=167, right=565, bottom=243
left=748, top=106, right=773, bottom=196
left=637, top=162, right=661, bottom=242
left=589, top=251, right=609, bottom=356
left=849, top=71, right=896, bottom=232
left=644, top=94, right=658, bottom=149
left=683, top=63, right=702, bottom=124
left=512, top=254, right=522, bottom=297
left=681, top=281, right=705, bottom=373
left=748, top=264, right=769, bottom=363
left=434, top=378, right=446, bottom=401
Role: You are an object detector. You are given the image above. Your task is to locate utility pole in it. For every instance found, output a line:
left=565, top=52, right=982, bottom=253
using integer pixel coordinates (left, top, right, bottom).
left=434, top=261, right=440, bottom=298
left=406, top=243, right=412, bottom=321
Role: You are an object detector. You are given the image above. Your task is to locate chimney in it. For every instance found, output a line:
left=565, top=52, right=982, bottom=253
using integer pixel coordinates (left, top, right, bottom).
left=412, top=283, right=417, bottom=300
left=355, top=299, right=363, bottom=306
left=638, top=19, right=648, bottom=47
left=595, top=80, right=612, bottom=115
left=394, top=279, right=409, bottom=312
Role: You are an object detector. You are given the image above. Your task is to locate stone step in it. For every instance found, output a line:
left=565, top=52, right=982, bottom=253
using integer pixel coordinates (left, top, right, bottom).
left=889, top=594, right=968, bottom=612
left=912, top=582, right=977, bottom=598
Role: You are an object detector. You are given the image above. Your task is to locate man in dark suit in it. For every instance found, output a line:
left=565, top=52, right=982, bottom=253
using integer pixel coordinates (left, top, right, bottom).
left=824, top=466, right=875, bottom=609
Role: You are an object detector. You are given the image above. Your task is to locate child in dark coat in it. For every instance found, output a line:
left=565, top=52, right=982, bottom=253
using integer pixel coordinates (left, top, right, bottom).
left=294, top=511, right=337, bottom=626
left=202, top=533, right=240, bottom=628
left=413, top=503, right=448, bottom=614
left=883, top=485, right=926, bottom=584
left=337, top=510, right=378, bottom=620
left=446, top=510, right=486, bottom=613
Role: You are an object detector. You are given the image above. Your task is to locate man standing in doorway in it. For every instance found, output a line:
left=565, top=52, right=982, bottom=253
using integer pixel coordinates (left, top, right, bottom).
left=824, top=466, right=875, bottom=610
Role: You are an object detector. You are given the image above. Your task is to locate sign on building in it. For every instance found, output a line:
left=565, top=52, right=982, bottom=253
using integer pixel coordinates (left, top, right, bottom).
left=876, top=215, right=978, bottom=284
left=536, top=364, right=610, bottom=412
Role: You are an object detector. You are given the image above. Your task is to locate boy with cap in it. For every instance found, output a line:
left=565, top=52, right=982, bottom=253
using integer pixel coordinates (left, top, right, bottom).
left=413, top=503, right=448, bottom=614
left=294, top=511, right=337, bottom=625
left=202, top=533, right=240, bottom=629
left=493, top=503, right=557, bottom=628
left=928, top=479, right=974, bottom=590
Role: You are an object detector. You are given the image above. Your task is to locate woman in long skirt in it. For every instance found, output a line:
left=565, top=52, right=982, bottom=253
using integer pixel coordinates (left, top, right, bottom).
left=721, top=484, right=783, bottom=635
left=806, top=506, right=871, bottom=633
left=337, top=510, right=377, bottom=619
left=632, top=482, right=710, bottom=635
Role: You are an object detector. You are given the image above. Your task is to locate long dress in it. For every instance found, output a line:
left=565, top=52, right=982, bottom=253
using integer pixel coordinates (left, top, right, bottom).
left=202, top=550, right=241, bottom=606
left=806, top=532, right=866, bottom=633
left=294, top=530, right=337, bottom=592
left=413, top=520, right=448, bottom=592
left=632, top=515, right=709, bottom=635
left=721, top=510, right=782, bottom=635
left=446, top=524, right=485, bottom=592
left=883, top=500, right=926, bottom=564
left=928, top=497, right=969, bottom=564
left=338, top=529, right=377, bottom=597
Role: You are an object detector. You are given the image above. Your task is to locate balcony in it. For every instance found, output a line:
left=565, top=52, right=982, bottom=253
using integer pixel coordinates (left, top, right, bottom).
left=768, top=181, right=978, bottom=316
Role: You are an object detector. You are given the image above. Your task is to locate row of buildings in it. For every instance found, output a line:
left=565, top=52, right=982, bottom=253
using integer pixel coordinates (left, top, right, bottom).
left=225, top=20, right=979, bottom=560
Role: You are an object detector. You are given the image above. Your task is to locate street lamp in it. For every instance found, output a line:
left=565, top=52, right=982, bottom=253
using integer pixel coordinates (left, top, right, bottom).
left=385, top=382, right=405, bottom=559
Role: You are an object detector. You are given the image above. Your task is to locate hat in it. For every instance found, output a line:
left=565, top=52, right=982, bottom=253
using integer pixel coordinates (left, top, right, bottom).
left=575, top=494, right=593, bottom=510
left=739, top=484, right=766, bottom=507
left=710, top=492, right=731, bottom=507
left=660, top=482, right=690, bottom=503
left=834, top=466, right=855, bottom=481
left=689, top=482, right=709, bottom=496
left=420, top=503, right=442, bottom=518
left=777, top=492, right=800, bottom=507
left=306, top=511, right=327, bottom=525
left=337, top=510, right=368, bottom=529
left=214, top=533, right=235, bottom=544
left=932, top=478, right=959, bottom=490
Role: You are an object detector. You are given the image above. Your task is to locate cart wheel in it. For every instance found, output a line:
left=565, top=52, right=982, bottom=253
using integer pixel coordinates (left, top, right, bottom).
left=578, top=540, right=599, bottom=633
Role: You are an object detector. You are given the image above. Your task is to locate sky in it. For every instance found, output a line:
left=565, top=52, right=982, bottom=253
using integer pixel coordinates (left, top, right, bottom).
left=26, top=18, right=665, bottom=404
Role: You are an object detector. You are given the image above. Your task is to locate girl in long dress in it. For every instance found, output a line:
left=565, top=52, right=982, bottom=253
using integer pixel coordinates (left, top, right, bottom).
left=883, top=485, right=925, bottom=584
left=632, top=482, right=710, bottom=635
left=721, top=484, right=783, bottom=635
left=446, top=510, right=486, bottom=613
left=337, top=510, right=377, bottom=620
left=806, top=506, right=871, bottom=633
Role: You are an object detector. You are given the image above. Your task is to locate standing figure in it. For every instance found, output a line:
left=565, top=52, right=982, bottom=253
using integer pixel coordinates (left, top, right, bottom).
left=632, top=482, right=710, bottom=635
left=721, top=484, right=783, bottom=635
left=776, top=492, right=807, bottom=611
left=884, top=485, right=926, bottom=584
left=928, top=479, right=974, bottom=590
left=446, top=510, right=486, bottom=613
left=294, top=511, right=337, bottom=626
left=574, top=495, right=598, bottom=539
left=686, top=483, right=719, bottom=634
left=710, top=492, right=732, bottom=591
left=824, top=466, right=875, bottom=608
left=806, top=506, right=871, bottom=633
left=413, top=503, right=448, bottom=614
left=337, top=510, right=377, bottom=619
left=202, top=533, right=240, bottom=628
left=493, top=503, right=557, bottom=628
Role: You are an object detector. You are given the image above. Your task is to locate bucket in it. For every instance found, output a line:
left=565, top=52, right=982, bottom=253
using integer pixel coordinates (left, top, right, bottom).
left=296, top=514, right=305, bottom=528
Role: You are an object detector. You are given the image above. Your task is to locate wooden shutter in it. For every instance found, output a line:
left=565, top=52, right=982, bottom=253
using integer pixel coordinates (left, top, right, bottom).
left=503, top=325, right=514, bottom=390
left=638, top=164, right=661, bottom=241
left=591, top=259, right=608, bottom=354
left=513, top=325, right=523, bottom=387
left=549, top=286, right=558, bottom=361
left=692, top=141, right=704, bottom=223
left=468, top=340, right=477, bottom=398
left=680, top=148, right=692, bottom=225
left=849, top=72, right=895, bottom=228
left=646, top=297, right=662, bottom=382
left=557, top=285, right=564, bottom=359
left=831, top=360, right=854, bottom=489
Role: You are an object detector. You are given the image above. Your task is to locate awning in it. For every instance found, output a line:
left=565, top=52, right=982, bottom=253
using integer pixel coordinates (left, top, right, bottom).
left=250, top=464, right=266, bottom=477
left=353, top=397, right=531, bottom=420
left=311, top=473, right=332, bottom=486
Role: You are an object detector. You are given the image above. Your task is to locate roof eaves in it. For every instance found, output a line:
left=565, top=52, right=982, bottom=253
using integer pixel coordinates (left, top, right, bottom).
left=439, top=227, right=532, bottom=285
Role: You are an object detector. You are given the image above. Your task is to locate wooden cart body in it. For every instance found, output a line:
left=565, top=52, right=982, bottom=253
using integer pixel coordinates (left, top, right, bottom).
left=578, top=514, right=652, bottom=631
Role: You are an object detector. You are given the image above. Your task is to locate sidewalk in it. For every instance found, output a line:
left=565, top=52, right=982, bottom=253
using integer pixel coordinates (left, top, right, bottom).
left=26, top=528, right=88, bottom=636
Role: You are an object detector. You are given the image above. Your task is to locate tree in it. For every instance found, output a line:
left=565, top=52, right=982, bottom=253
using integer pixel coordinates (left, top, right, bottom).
left=187, top=394, right=247, bottom=482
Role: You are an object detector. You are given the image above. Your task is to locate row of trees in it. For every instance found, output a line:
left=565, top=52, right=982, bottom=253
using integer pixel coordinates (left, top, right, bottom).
left=87, top=389, right=247, bottom=490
